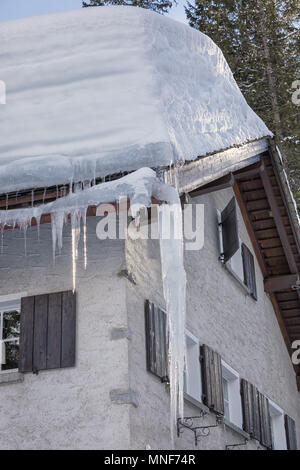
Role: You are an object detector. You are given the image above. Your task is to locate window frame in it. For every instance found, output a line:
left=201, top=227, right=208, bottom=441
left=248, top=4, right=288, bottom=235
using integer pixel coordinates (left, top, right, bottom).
left=222, top=376, right=230, bottom=421
left=268, top=399, right=287, bottom=450
left=225, top=239, right=250, bottom=294
left=184, top=330, right=202, bottom=405
left=221, top=360, right=243, bottom=429
left=0, top=293, right=26, bottom=374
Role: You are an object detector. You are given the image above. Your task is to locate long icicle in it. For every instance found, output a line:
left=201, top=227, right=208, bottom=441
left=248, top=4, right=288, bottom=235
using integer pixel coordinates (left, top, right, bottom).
left=71, top=224, right=76, bottom=293
left=154, top=179, right=186, bottom=447
left=82, top=208, right=87, bottom=270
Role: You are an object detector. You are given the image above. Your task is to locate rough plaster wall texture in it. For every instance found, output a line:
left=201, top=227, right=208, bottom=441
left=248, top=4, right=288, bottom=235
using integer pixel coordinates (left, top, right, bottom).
left=190, top=189, right=300, bottom=444
left=0, top=218, right=130, bottom=450
left=125, top=239, right=265, bottom=450
left=125, top=191, right=300, bottom=449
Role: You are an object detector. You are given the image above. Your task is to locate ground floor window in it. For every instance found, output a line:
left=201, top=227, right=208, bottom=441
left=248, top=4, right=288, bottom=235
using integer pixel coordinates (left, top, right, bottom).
left=222, top=376, right=230, bottom=421
left=0, top=294, right=22, bottom=372
left=221, top=360, right=243, bottom=429
left=184, top=330, right=202, bottom=403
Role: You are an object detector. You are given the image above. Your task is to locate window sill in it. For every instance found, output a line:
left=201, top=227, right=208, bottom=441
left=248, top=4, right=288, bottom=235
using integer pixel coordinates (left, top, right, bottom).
left=184, top=393, right=210, bottom=414
left=223, top=418, right=250, bottom=440
left=0, top=371, right=24, bottom=386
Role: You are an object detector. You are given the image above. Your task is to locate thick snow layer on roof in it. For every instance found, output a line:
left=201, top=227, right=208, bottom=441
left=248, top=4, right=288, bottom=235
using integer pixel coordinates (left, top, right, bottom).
left=0, top=6, right=271, bottom=192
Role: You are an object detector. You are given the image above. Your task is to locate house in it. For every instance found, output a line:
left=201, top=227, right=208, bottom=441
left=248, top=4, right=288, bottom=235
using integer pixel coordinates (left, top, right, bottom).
left=0, top=6, right=299, bottom=450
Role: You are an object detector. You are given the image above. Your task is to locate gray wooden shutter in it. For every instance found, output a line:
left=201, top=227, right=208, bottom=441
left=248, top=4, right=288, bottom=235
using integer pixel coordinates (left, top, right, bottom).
left=221, top=197, right=239, bottom=263
left=242, top=243, right=257, bottom=300
left=201, top=344, right=224, bottom=415
left=19, top=290, right=76, bottom=373
left=285, top=415, right=298, bottom=450
left=241, top=379, right=261, bottom=441
left=258, top=392, right=272, bottom=449
left=145, top=300, right=168, bottom=382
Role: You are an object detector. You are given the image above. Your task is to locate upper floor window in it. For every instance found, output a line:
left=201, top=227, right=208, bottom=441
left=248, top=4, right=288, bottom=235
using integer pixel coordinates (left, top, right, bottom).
left=184, top=330, right=202, bottom=404
left=218, top=197, right=257, bottom=300
left=0, top=294, right=22, bottom=373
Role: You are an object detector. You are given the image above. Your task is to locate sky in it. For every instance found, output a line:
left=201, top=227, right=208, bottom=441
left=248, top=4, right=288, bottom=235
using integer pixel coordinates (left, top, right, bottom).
left=0, top=0, right=187, bottom=23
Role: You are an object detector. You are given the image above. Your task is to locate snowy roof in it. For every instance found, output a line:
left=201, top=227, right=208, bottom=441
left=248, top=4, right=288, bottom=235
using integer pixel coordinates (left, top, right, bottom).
left=0, top=6, right=271, bottom=193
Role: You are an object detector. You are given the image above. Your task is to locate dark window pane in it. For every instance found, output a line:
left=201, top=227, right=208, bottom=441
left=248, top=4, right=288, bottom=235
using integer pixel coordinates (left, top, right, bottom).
left=2, top=340, right=19, bottom=370
left=3, top=310, right=20, bottom=339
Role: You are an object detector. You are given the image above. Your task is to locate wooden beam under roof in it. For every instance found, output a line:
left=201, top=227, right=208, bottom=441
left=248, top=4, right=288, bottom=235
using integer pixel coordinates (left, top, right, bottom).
left=264, top=274, right=300, bottom=293
left=260, top=162, right=299, bottom=276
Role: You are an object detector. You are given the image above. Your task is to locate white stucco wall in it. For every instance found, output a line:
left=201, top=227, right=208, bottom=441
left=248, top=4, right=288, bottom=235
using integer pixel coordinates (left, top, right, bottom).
left=0, top=218, right=130, bottom=450
left=125, top=188, right=300, bottom=450
left=0, top=187, right=299, bottom=450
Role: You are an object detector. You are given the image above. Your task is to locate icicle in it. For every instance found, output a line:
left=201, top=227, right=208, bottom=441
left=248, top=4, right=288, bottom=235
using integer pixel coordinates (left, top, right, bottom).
left=70, top=209, right=82, bottom=291
left=5, top=194, right=8, bottom=211
left=71, top=225, right=76, bottom=293
left=31, top=190, right=34, bottom=207
left=51, top=211, right=66, bottom=262
left=158, top=202, right=186, bottom=445
left=153, top=180, right=186, bottom=447
left=0, top=225, right=4, bottom=254
left=42, top=188, right=46, bottom=204
left=51, top=214, right=57, bottom=264
left=82, top=208, right=87, bottom=270
left=23, top=225, right=28, bottom=256
left=92, top=162, right=96, bottom=187
left=35, top=214, right=41, bottom=242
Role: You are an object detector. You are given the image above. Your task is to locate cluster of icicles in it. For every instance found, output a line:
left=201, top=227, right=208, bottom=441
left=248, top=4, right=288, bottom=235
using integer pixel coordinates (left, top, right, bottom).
left=0, top=167, right=186, bottom=444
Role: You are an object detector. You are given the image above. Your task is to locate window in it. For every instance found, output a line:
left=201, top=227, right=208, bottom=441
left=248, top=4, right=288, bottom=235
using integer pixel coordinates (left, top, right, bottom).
left=221, top=360, right=243, bottom=429
left=241, top=243, right=257, bottom=300
left=226, top=241, right=245, bottom=284
left=184, top=331, right=202, bottom=403
left=268, top=400, right=287, bottom=450
left=19, top=291, right=76, bottom=373
left=219, top=197, right=239, bottom=263
left=222, top=377, right=230, bottom=421
left=0, top=294, right=24, bottom=373
left=285, top=415, right=298, bottom=450
left=145, top=300, right=168, bottom=382
left=218, top=199, right=257, bottom=300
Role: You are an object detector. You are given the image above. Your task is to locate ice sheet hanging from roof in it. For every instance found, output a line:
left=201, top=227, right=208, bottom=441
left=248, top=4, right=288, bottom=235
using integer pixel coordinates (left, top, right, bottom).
left=0, top=6, right=271, bottom=193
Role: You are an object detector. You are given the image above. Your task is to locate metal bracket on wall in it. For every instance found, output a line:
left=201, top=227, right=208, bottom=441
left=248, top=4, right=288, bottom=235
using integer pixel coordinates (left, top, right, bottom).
left=177, top=412, right=223, bottom=446
left=225, top=438, right=248, bottom=450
